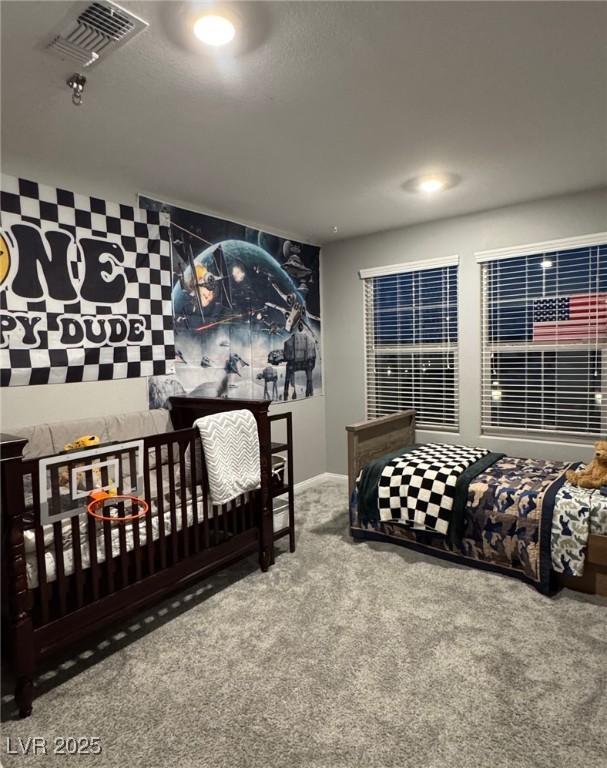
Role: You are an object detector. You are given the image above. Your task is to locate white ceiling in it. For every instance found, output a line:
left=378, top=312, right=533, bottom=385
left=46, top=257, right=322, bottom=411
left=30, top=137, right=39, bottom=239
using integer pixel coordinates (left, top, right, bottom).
left=2, top=1, right=606, bottom=244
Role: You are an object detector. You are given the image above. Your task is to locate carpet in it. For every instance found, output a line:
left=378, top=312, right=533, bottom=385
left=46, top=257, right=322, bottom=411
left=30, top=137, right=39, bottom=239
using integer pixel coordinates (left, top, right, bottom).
left=2, top=479, right=606, bottom=768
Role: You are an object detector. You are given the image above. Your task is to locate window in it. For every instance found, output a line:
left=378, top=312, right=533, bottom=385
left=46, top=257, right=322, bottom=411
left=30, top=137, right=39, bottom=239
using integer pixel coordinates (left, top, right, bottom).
left=361, top=257, right=458, bottom=430
left=478, top=235, right=607, bottom=439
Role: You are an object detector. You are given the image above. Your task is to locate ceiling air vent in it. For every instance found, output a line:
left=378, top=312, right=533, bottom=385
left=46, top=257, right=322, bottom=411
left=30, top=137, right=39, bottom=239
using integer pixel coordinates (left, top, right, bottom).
left=46, top=1, right=148, bottom=67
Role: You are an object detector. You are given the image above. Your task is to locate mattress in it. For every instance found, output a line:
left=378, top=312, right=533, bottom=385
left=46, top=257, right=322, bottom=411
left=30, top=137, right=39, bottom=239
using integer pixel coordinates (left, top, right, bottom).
left=24, top=454, right=288, bottom=589
left=27, top=492, right=210, bottom=589
left=26, top=492, right=290, bottom=589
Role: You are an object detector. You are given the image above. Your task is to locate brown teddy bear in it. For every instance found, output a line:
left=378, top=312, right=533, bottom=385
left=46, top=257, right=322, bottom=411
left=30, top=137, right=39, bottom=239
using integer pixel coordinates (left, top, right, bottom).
left=566, top=440, right=607, bottom=489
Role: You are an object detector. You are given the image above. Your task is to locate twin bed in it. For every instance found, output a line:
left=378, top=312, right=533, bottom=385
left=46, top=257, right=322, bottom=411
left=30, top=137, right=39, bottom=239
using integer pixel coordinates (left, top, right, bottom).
left=347, top=410, right=607, bottom=597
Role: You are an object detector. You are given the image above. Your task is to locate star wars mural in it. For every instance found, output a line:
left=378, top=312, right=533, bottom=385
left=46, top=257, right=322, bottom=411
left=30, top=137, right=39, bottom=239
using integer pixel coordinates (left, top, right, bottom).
left=139, top=196, right=322, bottom=405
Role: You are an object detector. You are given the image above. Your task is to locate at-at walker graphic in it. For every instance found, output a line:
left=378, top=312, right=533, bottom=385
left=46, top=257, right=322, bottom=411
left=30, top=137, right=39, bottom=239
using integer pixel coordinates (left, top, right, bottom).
left=256, top=366, right=279, bottom=400
left=268, top=329, right=317, bottom=400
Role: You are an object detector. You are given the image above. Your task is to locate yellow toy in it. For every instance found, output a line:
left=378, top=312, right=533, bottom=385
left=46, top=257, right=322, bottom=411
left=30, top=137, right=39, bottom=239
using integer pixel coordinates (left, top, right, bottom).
left=566, top=441, right=607, bottom=489
left=59, top=435, right=100, bottom=487
left=63, top=435, right=100, bottom=452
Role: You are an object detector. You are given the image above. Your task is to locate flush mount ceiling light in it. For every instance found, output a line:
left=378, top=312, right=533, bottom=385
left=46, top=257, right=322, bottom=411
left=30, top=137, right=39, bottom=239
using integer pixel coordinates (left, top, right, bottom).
left=403, top=173, right=460, bottom=195
left=193, top=14, right=235, bottom=46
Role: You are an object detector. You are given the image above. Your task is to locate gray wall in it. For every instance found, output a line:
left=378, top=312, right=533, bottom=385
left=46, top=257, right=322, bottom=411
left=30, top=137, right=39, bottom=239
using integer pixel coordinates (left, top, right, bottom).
left=322, top=187, right=607, bottom=474
left=0, top=159, right=326, bottom=484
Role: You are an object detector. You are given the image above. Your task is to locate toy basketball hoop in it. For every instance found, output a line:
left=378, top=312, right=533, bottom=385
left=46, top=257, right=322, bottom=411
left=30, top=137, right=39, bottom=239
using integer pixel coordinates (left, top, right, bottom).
left=87, top=494, right=148, bottom=523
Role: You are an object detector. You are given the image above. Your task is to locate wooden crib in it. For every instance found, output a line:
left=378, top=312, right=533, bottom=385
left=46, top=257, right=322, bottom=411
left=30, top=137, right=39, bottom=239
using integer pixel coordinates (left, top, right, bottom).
left=1, top=397, right=276, bottom=718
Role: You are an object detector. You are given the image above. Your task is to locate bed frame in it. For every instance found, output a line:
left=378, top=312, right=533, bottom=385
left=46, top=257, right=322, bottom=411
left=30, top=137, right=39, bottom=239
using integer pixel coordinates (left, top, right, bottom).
left=346, top=410, right=607, bottom=597
left=1, top=397, right=276, bottom=718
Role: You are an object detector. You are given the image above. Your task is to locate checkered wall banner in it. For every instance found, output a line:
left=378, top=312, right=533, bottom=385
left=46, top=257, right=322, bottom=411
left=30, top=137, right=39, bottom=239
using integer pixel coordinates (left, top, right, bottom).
left=0, top=176, right=175, bottom=386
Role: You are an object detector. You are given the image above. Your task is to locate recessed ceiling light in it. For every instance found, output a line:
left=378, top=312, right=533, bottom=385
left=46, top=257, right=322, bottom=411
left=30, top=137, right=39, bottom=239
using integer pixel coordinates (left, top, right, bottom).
left=418, top=177, right=446, bottom=194
left=403, top=173, right=460, bottom=195
left=540, top=259, right=553, bottom=269
left=193, top=14, right=236, bottom=46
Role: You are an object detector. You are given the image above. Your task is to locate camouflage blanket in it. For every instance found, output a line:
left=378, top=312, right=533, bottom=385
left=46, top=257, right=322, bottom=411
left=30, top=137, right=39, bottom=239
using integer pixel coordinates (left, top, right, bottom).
left=551, top=483, right=607, bottom=576
left=462, top=457, right=571, bottom=593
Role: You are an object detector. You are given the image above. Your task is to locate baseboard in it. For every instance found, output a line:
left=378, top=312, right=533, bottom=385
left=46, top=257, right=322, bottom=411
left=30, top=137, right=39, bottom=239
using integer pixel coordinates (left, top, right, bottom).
left=293, top=472, right=348, bottom=494
left=322, top=472, right=348, bottom=483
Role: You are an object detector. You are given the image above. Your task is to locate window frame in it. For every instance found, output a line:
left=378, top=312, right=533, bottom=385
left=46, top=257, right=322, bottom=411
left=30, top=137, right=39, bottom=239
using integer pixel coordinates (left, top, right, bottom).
left=476, top=232, right=607, bottom=441
left=360, top=256, right=459, bottom=432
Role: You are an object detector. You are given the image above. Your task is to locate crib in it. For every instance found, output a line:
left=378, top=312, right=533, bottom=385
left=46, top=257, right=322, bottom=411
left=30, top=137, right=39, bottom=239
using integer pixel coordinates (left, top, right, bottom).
left=1, top=397, right=277, bottom=718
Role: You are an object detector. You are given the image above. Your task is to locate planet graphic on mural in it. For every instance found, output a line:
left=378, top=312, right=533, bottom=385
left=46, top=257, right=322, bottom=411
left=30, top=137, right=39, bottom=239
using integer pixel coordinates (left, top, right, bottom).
left=172, top=239, right=305, bottom=325
left=171, top=239, right=319, bottom=400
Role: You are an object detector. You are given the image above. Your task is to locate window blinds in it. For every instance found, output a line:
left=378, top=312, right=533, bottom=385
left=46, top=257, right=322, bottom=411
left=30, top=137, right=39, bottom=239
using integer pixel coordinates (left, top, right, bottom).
left=362, top=260, right=458, bottom=430
left=478, top=237, right=607, bottom=438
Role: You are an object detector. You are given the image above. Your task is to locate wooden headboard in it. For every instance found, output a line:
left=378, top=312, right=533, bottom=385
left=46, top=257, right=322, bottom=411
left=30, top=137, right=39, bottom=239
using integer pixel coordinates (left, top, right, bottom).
left=345, top=410, right=416, bottom=497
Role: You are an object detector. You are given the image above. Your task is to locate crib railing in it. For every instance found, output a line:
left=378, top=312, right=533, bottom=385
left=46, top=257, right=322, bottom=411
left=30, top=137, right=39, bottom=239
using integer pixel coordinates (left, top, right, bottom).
left=7, top=427, right=262, bottom=632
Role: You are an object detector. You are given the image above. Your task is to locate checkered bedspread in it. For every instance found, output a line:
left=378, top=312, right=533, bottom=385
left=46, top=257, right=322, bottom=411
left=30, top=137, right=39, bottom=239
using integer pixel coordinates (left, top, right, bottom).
left=378, top=444, right=489, bottom=534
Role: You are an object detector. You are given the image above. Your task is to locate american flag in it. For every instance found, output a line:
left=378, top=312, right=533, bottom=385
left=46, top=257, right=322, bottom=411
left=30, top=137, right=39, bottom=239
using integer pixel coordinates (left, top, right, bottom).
left=533, top=293, right=607, bottom=341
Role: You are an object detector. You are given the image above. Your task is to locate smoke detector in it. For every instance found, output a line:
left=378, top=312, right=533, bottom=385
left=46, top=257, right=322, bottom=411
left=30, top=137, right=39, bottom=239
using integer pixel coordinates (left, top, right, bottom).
left=45, top=1, right=148, bottom=68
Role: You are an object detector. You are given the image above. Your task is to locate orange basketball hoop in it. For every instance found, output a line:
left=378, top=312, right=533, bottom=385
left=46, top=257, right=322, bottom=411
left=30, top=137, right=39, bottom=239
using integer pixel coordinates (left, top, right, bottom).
left=87, top=494, right=148, bottom=523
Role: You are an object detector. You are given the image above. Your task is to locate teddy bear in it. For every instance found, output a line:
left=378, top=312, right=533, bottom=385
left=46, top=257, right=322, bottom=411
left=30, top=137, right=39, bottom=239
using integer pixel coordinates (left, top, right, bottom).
left=566, top=440, right=607, bottom=489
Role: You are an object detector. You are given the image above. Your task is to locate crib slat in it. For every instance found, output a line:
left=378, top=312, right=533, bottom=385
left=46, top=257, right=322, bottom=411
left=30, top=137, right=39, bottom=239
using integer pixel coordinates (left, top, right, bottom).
left=101, top=515, right=114, bottom=594
left=99, top=464, right=115, bottom=595
left=144, top=448, right=155, bottom=576
left=29, top=468, right=50, bottom=624
left=129, top=449, right=142, bottom=582
left=155, top=445, right=167, bottom=570
left=50, top=466, right=67, bottom=616
left=65, top=459, right=84, bottom=607
left=238, top=494, right=244, bottom=533
left=231, top=498, right=237, bottom=536
left=116, top=497, right=129, bottom=589
left=178, top=442, right=189, bottom=559
left=212, top=501, right=219, bottom=544
left=166, top=443, right=179, bottom=565
left=112, top=457, right=128, bottom=588
left=202, top=458, right=210, bottom=550
left=71, top=515, right=84, bottom=609
left=190, top=435, right=200, bottom=553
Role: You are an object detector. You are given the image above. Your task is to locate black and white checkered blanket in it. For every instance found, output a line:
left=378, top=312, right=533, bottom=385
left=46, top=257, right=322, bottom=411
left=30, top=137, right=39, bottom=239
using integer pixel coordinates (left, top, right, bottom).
left=378, top=443, right=489, bottom=535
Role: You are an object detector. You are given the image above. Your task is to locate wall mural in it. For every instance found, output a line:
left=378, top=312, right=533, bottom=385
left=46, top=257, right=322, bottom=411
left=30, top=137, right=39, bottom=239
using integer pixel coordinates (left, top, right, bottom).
left=140, top=196, right=322, bottom=406
left=0, top=176, right=174, bottom=387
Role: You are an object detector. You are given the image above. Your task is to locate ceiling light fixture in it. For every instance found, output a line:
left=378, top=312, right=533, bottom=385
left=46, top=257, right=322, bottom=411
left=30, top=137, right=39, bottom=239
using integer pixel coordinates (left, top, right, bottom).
left=418, top=177, right=446, bottom=194
left=193, top=14, right=235, bottom=46
left=540, top=259, right=553, bottom=269
left=403, top=173, right=460, bottom=195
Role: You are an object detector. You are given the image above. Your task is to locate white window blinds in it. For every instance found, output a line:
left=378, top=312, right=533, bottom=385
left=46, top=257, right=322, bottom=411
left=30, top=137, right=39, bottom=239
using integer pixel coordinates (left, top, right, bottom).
left=362, top=258, right=458, bottom=430
left=478, top=235, right=607, bottom=439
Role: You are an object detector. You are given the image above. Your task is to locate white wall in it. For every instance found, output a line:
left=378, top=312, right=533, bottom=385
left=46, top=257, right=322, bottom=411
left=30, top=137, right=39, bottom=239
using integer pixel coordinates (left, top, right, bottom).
left=0, top=158, right=326, bottom=484
left=322, top=187, right=607, bottom=475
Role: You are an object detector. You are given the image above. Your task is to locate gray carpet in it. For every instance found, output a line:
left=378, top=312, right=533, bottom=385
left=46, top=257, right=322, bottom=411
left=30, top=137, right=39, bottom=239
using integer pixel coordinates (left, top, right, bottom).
left=2, top=479, right=606, bottom=768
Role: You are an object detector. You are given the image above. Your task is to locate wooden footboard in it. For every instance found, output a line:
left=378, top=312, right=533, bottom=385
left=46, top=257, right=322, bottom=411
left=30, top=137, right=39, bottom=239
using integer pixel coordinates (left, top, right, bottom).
left=345, top=410, right=416, bottom=498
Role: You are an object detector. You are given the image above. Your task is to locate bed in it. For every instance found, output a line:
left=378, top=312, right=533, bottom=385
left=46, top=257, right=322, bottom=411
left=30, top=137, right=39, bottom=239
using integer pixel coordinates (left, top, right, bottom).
left=1, top=396, right=282, bottom=718
left=347, top=410, right=607, bottom=597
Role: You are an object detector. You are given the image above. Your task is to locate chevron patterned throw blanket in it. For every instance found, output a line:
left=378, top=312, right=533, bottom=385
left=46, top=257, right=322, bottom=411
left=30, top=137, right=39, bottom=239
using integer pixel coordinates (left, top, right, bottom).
left=194, top=410, right=260, bottom=505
